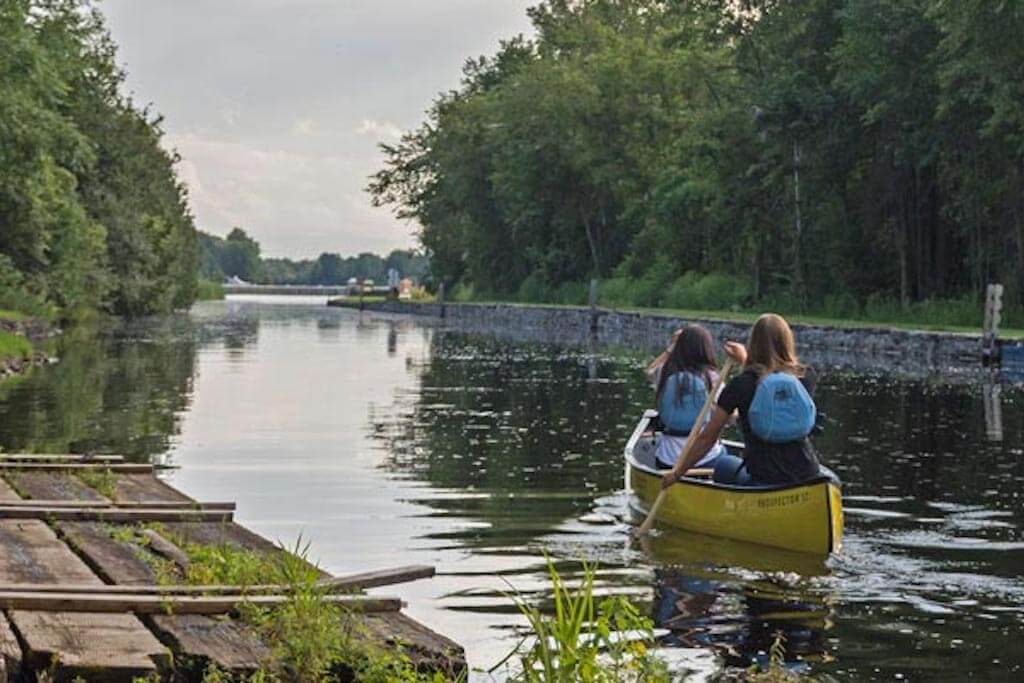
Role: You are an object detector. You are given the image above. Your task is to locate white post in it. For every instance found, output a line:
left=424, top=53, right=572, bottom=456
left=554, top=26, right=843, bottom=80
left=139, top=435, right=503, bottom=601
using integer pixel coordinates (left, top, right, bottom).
left=983, top=283, right=1004, bottom=364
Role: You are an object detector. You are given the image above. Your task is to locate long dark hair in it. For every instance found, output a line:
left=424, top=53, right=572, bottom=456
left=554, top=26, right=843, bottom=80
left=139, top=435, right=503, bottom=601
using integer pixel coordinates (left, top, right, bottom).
left=655, top=324, right=718, bottom=404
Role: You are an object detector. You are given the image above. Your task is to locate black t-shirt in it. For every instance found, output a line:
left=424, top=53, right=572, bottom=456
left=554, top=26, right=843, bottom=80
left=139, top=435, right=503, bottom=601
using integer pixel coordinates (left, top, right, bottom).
left=717, top=367, right=821, bottom=484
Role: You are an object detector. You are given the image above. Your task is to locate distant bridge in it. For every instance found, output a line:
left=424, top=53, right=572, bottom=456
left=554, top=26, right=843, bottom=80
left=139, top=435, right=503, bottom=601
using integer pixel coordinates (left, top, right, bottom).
left=223, top=284, right=391, bottom=296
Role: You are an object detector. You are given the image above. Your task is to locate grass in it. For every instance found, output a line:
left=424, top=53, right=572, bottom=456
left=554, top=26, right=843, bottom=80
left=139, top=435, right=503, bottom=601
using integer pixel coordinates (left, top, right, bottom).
left=0, top=330, right=32, bottom=363
left=103, top=524, right=787, bottom=682
left=115, top=526, right=452, bottom=682
left=0, top=309, right=26, bottom=322
left=74, top=467, right=118, bottom=499
left=500, top=557, right=669, bottom=683
left=196, top=279, right=226, bottom=301
left=743, top=632, right=811, bottom=682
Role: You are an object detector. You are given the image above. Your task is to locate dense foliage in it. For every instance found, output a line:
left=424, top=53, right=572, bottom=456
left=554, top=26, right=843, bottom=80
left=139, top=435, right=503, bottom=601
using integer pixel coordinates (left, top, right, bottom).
left=199, top=228, right=429, bottom=286
left=0, top=0, right=197, bottom=318
left=370, top=0, right=1024, bottom=321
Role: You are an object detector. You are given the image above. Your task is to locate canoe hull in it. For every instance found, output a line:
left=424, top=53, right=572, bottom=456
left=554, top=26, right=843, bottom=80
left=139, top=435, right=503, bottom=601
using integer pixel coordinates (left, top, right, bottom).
left=626, top=411, right=843, bottom=556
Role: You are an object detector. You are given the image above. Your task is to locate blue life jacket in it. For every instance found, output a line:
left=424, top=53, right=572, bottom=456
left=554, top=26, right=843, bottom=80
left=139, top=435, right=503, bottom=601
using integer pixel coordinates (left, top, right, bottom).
left=658, top=371, right=709, bottom=434
left=748, top=372, right=816, bottom=443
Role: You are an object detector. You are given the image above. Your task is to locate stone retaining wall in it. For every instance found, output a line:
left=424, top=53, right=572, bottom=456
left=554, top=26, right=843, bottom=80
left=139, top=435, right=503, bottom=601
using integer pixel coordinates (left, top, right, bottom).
left=328, top=300, right=985, bottom=374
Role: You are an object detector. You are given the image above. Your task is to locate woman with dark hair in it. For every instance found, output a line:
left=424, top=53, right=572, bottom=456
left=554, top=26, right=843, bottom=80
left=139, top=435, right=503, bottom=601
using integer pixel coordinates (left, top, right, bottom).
left=661, top=313, right=822, bottom=488
left=652, top=324, right=727, bottom=470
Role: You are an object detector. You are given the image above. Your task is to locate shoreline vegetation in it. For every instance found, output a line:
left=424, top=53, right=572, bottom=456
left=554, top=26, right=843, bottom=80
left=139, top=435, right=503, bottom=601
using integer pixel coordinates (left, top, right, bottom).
left=0, top=310, right=52, bottom=381
left=344, top=294, right=1020, bottom=339
left=370, top=1, right=1024, bottom=343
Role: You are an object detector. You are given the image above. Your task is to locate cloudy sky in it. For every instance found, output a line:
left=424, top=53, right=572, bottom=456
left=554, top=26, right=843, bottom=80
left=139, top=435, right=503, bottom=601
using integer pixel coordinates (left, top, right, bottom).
left=101, top=1, right=535, bottom=258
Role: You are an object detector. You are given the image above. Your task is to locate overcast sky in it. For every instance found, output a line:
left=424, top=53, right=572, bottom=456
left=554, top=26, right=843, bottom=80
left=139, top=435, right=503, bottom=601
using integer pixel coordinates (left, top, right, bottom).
left=100, top=1, right=535, bottom=258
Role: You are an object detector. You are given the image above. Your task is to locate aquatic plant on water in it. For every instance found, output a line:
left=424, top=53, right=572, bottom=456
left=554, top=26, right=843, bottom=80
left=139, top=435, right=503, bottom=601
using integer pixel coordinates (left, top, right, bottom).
left=500, top=557, right=669, bottom=683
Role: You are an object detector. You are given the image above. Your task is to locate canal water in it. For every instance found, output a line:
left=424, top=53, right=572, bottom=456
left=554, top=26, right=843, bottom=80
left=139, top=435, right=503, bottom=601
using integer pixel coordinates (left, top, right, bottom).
left=0, top=297, right=1021, bottom=681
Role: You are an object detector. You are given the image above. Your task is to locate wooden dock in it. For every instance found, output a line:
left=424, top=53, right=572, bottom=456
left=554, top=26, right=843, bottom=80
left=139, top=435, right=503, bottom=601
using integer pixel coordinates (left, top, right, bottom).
left=0, top=454, right=465, bottom=681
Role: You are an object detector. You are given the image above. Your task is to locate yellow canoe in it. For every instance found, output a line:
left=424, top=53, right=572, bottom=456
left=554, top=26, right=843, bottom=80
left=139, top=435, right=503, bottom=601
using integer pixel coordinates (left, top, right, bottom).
left=626, top=410, right=843, bottom=556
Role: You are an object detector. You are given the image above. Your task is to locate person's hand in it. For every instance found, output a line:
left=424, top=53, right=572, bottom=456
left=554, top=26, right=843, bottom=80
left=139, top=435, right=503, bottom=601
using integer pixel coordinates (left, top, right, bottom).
left=724, top=341, right=747, bottom=366
left=661, top=469, right=678, bottom=489
left=666, top=328, right=682, bottom=352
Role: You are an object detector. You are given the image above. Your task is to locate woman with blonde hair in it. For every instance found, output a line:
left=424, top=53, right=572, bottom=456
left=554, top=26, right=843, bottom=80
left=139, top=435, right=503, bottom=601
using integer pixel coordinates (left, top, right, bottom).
left=661, top=313, right=822, bottom=488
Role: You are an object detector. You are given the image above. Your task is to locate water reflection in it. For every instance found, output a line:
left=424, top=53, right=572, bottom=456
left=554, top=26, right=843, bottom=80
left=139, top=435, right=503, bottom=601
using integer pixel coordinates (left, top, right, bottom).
left=0, top=317, right=198, bottom=460
left=0, top=300, right=1021, bottom=680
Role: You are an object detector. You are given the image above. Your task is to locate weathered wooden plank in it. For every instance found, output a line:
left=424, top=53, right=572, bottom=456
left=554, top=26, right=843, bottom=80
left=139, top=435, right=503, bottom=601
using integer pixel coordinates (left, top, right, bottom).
left=0, top=506, right=232, bottom=523
left=0, top=463, right=151, bottom=473
left=0, top=520, right=101, bottom=585
left=365, top=612, right=467, bottom=676
left=0, top=453, right=124, bottom=463
left=57, top=522, right=162, bottom=587
left=0, top=520, right=167, bottom=679
left=0, top=612, right=22, bottom=683
left=0, top=500, right=235, bottom=510
left=147, top=614, right=271, bottom=673
left=3, top=471, right=109, bottom=502
left=0, top=479, right=21, bottom=503
left=113, top=473, right=192, bottom=503
left=164, top=521, right=283, bottom=558
left=140, top=528, right=191, bottom=570
left=323, top=564, right=435, bottom=590
left=11, top=611, right=170, bottom=679
left=55, top=486, right=274, bottom=673
left=0, top=565, right=437, bottom=596
left=0, top=591, right=402, bottom=614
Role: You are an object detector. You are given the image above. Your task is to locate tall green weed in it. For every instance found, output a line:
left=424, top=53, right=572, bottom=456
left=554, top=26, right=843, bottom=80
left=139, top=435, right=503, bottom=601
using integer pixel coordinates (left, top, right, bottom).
left=501, top=557, right=668, bottom=683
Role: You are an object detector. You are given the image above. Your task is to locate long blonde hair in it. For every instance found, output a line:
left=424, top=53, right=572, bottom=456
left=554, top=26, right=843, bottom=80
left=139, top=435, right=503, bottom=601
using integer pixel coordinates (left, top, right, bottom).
left=746, top=313, right=804, bottom=377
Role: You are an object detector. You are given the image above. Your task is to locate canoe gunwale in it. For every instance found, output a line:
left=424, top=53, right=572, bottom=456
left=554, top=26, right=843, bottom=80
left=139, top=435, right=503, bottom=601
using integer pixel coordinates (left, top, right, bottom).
left=625, top=411, right=835, bottom=494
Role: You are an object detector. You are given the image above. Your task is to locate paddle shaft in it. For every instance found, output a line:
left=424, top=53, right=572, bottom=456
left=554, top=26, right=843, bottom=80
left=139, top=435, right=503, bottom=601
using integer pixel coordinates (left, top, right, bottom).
left=636, top=359, right=734, bottom=536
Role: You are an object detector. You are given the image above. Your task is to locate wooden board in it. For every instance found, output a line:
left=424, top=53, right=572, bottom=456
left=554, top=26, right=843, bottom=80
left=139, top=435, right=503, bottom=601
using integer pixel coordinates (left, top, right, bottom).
left=0, top=454, right=124, bottom=463
left=0, top=591, right=402, bottom=614
left=147, top=614, right=271, bottom=673
left=364, top=612, right=467, bottom=676
left=3, top=471, right=109, bottom=502
left=0, top=500, right=235, bottom=510
left=12, top=611, right=170, bottom=679
left=0, top=520, right=167, bottom=679
left=58, top=522, right=164, bottom=587
left=0, top=479, right=21, bottom=503
left=0, top=565, right=437, bottom=596
left=0, top=463, right=152, bottom=473
left=113, top=473, right=192, bottom=503
left=55, top=483, right=275, bottom=673
left=0, top=506, right=233, bottom=523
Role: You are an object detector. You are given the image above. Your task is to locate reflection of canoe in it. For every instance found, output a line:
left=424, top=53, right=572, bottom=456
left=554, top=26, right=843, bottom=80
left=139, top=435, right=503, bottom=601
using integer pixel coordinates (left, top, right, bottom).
left=626, top=410, right=843, bottom=555
left=639, top=525, right=830, bottom=577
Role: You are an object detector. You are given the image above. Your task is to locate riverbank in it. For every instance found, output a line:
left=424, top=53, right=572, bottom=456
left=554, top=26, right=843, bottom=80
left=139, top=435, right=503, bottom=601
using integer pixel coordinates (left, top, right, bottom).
left=0, top=313, right=55, bottom=381
left=328, top=299, right=990, bottom=373
left=0, top=455, right=465, bottom=680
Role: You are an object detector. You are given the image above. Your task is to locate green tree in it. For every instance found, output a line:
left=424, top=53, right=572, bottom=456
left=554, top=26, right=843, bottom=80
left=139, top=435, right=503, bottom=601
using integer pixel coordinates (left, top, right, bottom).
left=218, top=228, right=262, bottom=281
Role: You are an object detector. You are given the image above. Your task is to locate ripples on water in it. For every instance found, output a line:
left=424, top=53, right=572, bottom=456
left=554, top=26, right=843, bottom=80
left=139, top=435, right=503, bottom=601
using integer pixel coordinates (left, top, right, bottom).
left=0, top=298, right=1021, bottom=681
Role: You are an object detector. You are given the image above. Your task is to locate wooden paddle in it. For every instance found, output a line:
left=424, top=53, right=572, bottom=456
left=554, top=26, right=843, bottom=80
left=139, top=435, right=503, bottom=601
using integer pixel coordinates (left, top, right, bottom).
left=636, top=359, right=734, bottom=536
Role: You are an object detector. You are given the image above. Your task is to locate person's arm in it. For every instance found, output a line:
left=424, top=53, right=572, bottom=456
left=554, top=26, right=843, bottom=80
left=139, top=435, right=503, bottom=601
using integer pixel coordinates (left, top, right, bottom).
left=660, top=406, right=731, bottom=488
left=646, top=329, right=683, bottom=384
left=645, top=350, right=669, bottom=385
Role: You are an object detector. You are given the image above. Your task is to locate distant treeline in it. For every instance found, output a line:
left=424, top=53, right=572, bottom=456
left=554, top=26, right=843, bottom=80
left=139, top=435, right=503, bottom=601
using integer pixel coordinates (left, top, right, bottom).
left=0, top=1, right=196, bottom=319
left=198, top=229, right=428, bottom=286
left=371, top=1, right=1024, bottom=323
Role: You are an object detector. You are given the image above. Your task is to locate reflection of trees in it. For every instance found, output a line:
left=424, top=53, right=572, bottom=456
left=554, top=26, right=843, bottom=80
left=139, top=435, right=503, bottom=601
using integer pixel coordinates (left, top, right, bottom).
left=371, top=331, right=652, bottom=547
left=0, top=316, right=204, bottom=462
left=812, top=374, right=1022, bottom=506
